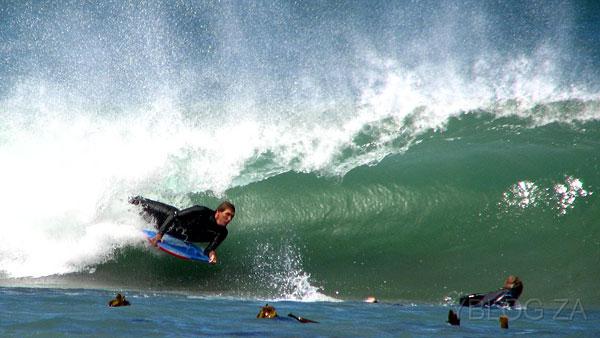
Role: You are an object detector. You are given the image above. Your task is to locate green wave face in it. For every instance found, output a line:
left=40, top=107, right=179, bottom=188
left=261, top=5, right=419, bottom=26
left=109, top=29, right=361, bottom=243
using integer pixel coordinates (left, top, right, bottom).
left=221, top=112, right=600, bottom=303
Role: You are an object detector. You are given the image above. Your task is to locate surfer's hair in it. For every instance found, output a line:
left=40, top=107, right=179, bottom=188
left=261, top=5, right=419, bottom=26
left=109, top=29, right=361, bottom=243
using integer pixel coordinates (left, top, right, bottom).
left=217, top=201, right=235, bottom=213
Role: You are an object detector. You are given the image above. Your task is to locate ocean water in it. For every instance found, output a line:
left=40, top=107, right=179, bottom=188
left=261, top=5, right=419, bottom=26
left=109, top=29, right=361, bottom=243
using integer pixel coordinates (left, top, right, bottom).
left=1, top=0, right=600, bottom=335
left=1, top=287, right=598, bottom=337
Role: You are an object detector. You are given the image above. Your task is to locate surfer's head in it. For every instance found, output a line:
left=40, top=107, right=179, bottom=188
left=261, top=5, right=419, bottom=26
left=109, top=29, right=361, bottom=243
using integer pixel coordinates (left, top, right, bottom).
left=503, top=275, right=523, bottom=298
left=257, top=304, right=278, bottom=318
left=108, top=293, right=130, bottom=307
left=215, top=201, right=235, bottom=226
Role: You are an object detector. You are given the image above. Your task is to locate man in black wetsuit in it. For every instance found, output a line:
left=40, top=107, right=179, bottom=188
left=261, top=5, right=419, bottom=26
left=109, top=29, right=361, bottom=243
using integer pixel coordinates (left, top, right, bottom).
left=129, top=196, right=235, bottom=264
left=459, top=275, right=523, bottom=308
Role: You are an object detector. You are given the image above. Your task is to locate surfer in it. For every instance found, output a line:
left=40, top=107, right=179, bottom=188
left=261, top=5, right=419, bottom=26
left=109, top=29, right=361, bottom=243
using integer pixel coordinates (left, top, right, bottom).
left=108, top=293, right=130, bottom=307
left=459, top=275, right=523, bottom=308
left=257, top=304, right=278, bottom=319
left=129, top=196, right=235, bottom=264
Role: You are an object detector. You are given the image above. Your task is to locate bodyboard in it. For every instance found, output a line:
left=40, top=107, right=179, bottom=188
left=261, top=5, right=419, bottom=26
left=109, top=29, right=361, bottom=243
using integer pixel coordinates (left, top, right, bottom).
left=142, top=229, right=210, bottom=263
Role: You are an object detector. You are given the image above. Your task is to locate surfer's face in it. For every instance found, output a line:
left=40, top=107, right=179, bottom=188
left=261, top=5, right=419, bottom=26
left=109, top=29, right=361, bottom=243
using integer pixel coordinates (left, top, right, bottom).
left=215, top=208, right=235, bottom=226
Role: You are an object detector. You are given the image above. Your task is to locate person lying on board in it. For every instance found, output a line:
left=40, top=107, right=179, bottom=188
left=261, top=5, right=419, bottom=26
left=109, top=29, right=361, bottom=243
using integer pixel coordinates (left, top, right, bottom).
left=129, top=196, right=235, bottom=265
left=459, top=275, right=523, bottom=308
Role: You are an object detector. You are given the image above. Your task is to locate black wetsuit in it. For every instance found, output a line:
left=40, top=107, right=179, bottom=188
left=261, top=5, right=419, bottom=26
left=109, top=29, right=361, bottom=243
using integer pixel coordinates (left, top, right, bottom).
left=130, top=196, right=228, bottom=255
left=459, top=288, right=521, bottom=307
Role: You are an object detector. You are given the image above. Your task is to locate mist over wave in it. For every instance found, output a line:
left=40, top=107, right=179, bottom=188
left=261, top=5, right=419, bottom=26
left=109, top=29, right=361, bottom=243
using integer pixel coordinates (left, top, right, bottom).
left=1, top=1, right=599, bottom=302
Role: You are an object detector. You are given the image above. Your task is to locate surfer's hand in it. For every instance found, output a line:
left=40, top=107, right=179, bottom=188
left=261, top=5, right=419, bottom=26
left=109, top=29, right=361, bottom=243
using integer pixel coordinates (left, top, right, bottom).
left=149, top=233, right=163, bottom=246
left=208, top=250, right=217, bottom=264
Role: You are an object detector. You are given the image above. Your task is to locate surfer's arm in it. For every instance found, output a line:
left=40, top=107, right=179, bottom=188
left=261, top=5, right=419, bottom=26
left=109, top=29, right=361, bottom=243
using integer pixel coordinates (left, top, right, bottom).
left=202, top=227, right=228, bottom=264
left=149, top=211, right=176, bottom=246
left=204, top=228, right=228, bottom=255
left=157, top=211, right=178, bottom=236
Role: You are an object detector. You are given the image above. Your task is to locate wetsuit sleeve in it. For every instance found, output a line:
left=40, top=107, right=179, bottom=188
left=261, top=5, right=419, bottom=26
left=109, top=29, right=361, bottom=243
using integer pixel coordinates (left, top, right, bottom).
left=157, top=210, right=178, bottom=235
left=204, top=227, right=228, bottom=255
